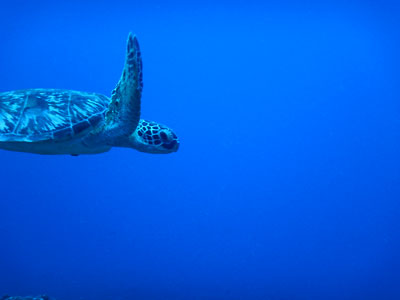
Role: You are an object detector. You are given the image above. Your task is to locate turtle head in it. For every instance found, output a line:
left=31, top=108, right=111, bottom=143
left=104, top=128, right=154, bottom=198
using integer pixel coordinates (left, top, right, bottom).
left=130, top=119, right=179, bottom=154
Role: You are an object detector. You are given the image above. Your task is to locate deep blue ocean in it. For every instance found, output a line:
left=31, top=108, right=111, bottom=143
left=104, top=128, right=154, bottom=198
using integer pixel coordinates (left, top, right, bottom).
left=0, top=1, right=399, bottom=299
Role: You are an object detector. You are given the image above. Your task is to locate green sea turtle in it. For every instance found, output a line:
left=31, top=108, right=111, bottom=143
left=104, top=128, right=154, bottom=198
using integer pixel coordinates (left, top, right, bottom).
left=0, top=33, right=179, bottom=155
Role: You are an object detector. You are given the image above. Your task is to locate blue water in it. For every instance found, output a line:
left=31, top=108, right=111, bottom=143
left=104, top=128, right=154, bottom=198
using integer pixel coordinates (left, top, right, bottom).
left=1, top=1, right=400, bottom=299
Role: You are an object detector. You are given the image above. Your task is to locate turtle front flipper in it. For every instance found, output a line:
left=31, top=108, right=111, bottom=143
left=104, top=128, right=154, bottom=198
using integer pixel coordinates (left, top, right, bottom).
left=105, top=33, right=143, bottom=139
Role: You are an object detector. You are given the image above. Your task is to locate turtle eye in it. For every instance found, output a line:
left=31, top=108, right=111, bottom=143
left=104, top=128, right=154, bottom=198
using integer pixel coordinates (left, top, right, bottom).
left=160, top=131, right=168, bottom=141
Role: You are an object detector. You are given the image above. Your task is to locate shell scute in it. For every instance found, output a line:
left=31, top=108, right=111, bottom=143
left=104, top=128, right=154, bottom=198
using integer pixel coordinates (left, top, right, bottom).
left=0, top=89, right=109, bottom=142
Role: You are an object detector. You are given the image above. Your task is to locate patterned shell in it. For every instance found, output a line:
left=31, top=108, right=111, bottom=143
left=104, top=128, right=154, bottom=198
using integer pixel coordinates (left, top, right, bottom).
left=0, top=89, right=110, bottom=142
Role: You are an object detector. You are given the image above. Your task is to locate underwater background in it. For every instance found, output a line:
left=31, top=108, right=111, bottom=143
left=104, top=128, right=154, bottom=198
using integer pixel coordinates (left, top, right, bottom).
left=0, top=0, right=399, bottom=299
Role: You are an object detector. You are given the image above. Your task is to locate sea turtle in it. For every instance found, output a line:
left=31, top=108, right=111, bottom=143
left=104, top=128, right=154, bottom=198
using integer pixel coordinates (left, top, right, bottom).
left=0, top=33, right=179, bottom=155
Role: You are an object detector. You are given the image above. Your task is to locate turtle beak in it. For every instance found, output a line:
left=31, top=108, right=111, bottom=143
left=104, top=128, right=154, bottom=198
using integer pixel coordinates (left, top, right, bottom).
left=162, top=139, right=179, bottom=152
left=159, top=129, right=179, bottom=152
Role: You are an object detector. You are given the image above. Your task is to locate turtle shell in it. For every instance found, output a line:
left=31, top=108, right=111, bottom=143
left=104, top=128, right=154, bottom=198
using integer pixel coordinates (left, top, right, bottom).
left=0, top=89, right=109, bottom=142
